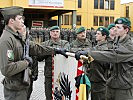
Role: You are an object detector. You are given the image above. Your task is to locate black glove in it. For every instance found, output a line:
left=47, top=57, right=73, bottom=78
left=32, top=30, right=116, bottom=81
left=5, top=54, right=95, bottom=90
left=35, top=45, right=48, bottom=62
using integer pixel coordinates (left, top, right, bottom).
left=24, top=56, right=33, bottom=66
left=75, top=51, right=88, bottom=60
left=55, top=48, right=68, bottom=58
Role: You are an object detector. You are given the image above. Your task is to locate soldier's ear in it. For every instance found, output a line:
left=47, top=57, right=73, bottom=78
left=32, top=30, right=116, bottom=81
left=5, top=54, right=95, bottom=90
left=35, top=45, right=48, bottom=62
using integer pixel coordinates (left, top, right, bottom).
left=9, top=18, right=14, bottom=24
left=125, top=27, right=129, bottom=33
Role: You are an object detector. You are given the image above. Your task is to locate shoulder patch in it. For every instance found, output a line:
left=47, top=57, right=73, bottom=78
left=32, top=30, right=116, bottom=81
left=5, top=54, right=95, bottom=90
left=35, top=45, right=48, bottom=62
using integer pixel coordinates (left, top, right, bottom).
left=7, top=50, right=14, bottom=61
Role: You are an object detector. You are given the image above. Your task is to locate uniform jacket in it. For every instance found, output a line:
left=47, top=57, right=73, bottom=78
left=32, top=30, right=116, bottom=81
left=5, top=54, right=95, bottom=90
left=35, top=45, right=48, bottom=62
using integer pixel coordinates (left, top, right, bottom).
left=70, top=38, right=92, bottom=52
left=88, top=41, right=110, bottom=86
left=0, top=26, right=53, bottom=90
left=89, top=35, right=133, bottom=89
left=41, top=39, right=70, bottom=77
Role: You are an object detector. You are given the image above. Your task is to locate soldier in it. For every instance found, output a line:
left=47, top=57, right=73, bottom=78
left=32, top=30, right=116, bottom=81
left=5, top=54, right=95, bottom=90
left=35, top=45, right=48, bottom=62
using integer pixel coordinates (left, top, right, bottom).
left=70, top=26, right=92, bottom=99
left=41, top=26, right=70, bottom=100
left=0, top=6, right=67, bottom=100
left=88, top=27, right=110, bottom=100
left=70, top=26, right=92, bottom=51
left=75, top=17, right=133, bottom=100
left=107, top=23, right=118, bottom=78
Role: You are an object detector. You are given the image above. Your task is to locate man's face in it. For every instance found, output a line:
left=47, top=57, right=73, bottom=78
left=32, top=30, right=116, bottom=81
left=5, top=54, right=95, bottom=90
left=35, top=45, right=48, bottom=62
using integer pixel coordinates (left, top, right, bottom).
left=109, top=27, right=117, bottom=37
left=95, top=31, right=106, bottom=42
left=50, top=29, right=60, bottom=40
left=115, top=24, right=128, bottom=37
left=12, top=15, right=24, bottom=30
left=18, top=25, right=26, bottom=36
left=77, top=31, right=86, bottom=40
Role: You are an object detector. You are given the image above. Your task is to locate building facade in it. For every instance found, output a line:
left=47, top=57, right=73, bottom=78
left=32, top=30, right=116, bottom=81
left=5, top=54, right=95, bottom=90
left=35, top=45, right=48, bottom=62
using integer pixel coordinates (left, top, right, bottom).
left=1, top=0, right=132, bottom=31
left=60, top=0, right=121, bottom=29
left=0, top=0, right=77, bottom=33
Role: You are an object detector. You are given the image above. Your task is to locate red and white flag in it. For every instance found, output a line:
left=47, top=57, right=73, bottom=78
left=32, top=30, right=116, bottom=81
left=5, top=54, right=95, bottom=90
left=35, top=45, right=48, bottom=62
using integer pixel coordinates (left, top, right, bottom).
left=52, top=54, right=84, bottom=100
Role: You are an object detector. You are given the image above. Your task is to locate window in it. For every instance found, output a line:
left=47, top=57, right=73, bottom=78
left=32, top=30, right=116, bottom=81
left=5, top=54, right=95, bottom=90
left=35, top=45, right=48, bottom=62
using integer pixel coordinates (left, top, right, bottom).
left=105, top=0, right=109, bottom=9
left=64, top=15, right=69, bottom=25
left=110, top=17, right=114, bottom=23
left=94, top=0, right=98, bottom=9
left=78, top=0, right=82, bottom=8
left=99, top=16, right=104, bottom=26
left=126, top=6, right=129, bottom=18
left=100, top=0, right=104, bottom=9
left=77, top=15, right=81, bottom=25
left=105, top=17, right=109, bottom=27
left=110, top=0, right=115, bottom=10
left=94, top=16, right=98, bottom=26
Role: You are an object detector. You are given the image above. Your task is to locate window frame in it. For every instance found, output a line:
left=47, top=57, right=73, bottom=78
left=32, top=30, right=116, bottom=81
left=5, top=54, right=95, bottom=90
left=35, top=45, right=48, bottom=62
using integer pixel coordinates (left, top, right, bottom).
left=76, top=15, right=81, bottom=25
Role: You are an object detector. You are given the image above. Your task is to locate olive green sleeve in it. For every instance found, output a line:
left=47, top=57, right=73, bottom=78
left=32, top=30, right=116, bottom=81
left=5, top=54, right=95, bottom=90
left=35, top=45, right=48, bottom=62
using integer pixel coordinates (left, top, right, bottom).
left=89, top=45, right=133, bottom=63
left=29, top=41, right=54, bottom=57
left=0, top=41, right=28, bottom=77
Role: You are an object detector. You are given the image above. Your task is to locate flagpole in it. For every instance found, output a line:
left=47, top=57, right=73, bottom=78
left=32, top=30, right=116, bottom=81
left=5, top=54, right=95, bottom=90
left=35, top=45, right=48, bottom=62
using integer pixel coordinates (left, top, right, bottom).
left=65, top=52, right=94, bottom=62
left=65, top=52, right=88, bottom=59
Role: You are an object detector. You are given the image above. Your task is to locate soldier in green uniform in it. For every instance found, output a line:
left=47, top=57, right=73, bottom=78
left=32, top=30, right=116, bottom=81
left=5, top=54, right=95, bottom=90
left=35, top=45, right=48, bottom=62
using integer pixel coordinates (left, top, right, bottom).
left=41, top=26, right=70, bottom=100
left=70, top=26, right=92, bottom=99
left=107, top=23, right=118, bottom=79
left=0, top=6, right=66, bottom=100
left=70, top=26, right=92, bottom=51
left=75, top=17, right=133, bottom=100
left=88, top=27, right=110, bottom=100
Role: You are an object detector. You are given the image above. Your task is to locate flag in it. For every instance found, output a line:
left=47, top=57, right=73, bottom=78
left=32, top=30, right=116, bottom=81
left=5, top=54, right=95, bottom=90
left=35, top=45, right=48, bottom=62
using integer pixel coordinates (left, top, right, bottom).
left=78, top=74, right=91, bottom=100
left=52, top=54, right=78, bottom=100
left=52, top=54, right=90, bottom=100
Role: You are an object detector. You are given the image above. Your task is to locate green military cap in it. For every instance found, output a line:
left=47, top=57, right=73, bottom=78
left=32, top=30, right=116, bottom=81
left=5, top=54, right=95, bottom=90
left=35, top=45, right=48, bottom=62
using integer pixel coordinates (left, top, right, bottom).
left=115, top=17, right=131, bottom=27
left=107, top=23, right=115, bottom=30
left=1, top=6, right=24, bottom=20
left=97, top=27, right=110, bottom=36
left=49, top=26, right=60, bottom=31
left=76, top=26, right=85, bottom=34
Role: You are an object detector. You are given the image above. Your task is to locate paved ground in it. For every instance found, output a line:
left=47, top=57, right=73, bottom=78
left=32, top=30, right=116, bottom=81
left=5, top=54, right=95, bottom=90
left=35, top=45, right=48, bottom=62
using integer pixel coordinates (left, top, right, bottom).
left=0, top=61, right=46, bottom=100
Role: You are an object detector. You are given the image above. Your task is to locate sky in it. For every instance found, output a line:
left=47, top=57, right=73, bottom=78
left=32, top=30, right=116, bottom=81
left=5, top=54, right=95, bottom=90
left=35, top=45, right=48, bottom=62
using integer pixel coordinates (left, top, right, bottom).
left=121, top=0, right=133, bottom=4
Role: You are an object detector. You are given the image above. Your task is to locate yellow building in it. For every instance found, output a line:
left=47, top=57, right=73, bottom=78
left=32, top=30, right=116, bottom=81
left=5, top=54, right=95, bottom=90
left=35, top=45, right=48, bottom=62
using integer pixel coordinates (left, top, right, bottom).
left=60, top=0, right=121, bottom=29
left=121, top=2, right=133, bottom=31
left=1, top=0, right=131, bottom=31
left=0, top=0, right=77, bottom=32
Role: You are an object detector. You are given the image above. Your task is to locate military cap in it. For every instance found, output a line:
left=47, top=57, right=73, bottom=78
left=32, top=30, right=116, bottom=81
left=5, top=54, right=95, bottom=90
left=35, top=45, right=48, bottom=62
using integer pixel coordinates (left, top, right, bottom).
left=115, top=17, right=131, bottom=27
left=49, top=26, right=60, bottom=31
left=76, top=26, right=86, bottom=34
left=1, top=6, right=24, bottom=20
left=97, top=27, right=110, bottom=36
left=108, top=23, right=115, bottom=30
